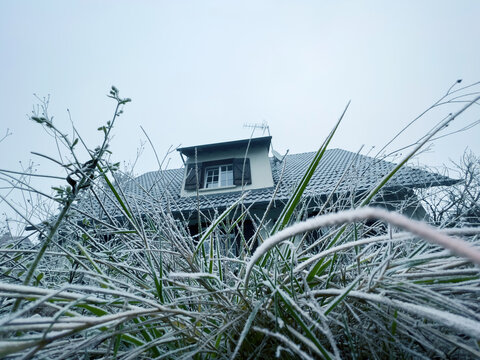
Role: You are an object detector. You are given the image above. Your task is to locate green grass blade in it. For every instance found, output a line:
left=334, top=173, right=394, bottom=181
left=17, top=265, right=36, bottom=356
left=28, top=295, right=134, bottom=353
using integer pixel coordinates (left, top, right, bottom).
left=194, top=193, right=247, bottom=257
left=270, top=101, right=350, bottom=235
left=324, top=276, right=361, bottom=315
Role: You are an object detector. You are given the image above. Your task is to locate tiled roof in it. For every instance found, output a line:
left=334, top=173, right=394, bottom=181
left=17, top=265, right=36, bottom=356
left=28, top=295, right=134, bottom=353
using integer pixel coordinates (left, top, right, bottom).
left=77, top=149, right=457, bottom=218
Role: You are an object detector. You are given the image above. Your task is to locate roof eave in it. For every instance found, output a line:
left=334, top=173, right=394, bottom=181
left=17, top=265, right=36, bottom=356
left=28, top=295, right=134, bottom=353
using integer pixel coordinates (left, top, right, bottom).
left=177, top=136, right=272, bottom=157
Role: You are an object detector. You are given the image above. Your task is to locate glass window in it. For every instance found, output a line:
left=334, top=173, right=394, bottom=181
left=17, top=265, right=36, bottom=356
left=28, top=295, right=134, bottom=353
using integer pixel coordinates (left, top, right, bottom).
left=204, top=164, right=233, bottom=188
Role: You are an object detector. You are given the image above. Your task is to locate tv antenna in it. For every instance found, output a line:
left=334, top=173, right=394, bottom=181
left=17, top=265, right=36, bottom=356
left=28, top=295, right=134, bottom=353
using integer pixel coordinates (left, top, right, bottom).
left=243, top=120, right=270, bottom=136
left=243, top=121, right=288, bottom=163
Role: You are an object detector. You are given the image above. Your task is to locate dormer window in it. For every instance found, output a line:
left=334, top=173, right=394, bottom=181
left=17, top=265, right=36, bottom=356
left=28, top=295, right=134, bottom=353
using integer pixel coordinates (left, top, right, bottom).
left=184, top=158, right=251, bottom=191
left=178, top=136, right=273, bottom=196
left=204, top=164, right=233, bottom=188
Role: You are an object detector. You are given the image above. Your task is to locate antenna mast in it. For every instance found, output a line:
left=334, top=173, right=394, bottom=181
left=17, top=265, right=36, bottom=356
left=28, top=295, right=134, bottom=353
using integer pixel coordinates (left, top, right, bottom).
left=243, top=120, right=270, bottom=136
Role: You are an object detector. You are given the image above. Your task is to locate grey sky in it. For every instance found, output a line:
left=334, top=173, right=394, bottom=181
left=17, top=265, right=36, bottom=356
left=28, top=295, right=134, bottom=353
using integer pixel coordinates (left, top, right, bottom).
left=1, top=1, right=479, bottom=225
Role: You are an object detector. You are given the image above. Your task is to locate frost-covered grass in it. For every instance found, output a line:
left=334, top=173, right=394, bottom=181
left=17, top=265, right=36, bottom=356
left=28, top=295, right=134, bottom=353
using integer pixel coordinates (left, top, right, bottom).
left=1, top=205, right=479, bottom=359
left=1, top=85, right=480, bottom=359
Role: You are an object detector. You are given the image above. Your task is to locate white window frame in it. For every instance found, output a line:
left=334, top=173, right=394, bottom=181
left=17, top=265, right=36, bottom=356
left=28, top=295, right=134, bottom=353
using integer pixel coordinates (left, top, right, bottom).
left=204, top=164, right=234, bottom=189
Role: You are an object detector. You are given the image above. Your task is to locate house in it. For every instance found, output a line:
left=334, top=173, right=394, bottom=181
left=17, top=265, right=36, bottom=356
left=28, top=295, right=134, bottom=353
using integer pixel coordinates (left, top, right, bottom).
left=82, top=136, right=456, bottom=244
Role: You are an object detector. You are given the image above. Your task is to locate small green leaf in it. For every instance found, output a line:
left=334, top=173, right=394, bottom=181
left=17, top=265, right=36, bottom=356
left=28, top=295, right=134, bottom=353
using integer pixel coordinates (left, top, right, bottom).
left=35, top=273, right=44, bottom=285
left=391, top=309, right=398, bottom=337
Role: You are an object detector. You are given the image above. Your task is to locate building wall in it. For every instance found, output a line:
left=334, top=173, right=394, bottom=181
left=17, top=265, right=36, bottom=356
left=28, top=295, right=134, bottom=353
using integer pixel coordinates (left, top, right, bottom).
left=180, top=142, right=274, bottom=197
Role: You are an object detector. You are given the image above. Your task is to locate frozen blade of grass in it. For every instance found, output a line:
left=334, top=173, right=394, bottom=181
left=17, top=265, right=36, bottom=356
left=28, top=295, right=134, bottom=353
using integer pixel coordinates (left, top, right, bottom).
left=295, top=232, right=411, bottom=274
left=3, top=310, right=158, bottom=332
left=194, top=193, right=247, bottom=258
left=385, top=279, right=480, bottom=321
left=157, top=344, right=197, bottom=360
left=245, top=207, right=480, bottom=289
left=312, top=289, right=480, bottom=338
left=251, top=207, right=480, bottom=286
left=99, top=164, right=133, bottom=221
left=323, top=275, right=361, bottom=316
left=179, top=313, right=246, bottom=358
left=306, top=227, right=348, bottom=281
left=169, top=272, right=220, bottom=282
left=0, top=341, right=42, bottom=358
left=390, top=308, right=398, bottom=338
left=282, top=323, right=330, bottom=359
left=0, top=285, right=71, bottom=328
left=426, top=326, right=480, bottom=358
left=231, top=297, right=266, bottom=359
left=367, top=253, right=393, bottom=290
left=42, top=297, right=90, bottom=334
left=275, top=288, right=333, bottom=359
left=252, top=326, right=315, bottom=360
left=361, top=94, right=480, bottom=207
left=216, top=239, right=223, bottom=282
left=306, top=95, right=480, bottom=280
left=120, top=333, right=183, bottom=360
left=271, top=101, right=350, bottom=235
left=208, top=233, right=214, bottom=273
left=76, top=242, right=108, bottom=283
left=16, top=202, right=73, bottom=297
left=0, top=282, right=198, bottom=316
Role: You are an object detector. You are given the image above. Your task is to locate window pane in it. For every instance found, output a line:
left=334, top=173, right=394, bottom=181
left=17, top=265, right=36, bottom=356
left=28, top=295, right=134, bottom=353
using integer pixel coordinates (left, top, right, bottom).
left=204, top=164, right=234, bottom=188
left=205, top=167, right=219, bottom=188
left=220, top=164, right=233, bottom=186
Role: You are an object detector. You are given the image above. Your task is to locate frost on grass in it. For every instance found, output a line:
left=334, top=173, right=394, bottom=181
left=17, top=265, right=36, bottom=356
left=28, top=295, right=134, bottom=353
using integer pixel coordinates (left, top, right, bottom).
left=2, top=84, right=480, bottom=358
left=168, top=272, right=220, bottom=281
left=245, top=207, right=480, bottom=287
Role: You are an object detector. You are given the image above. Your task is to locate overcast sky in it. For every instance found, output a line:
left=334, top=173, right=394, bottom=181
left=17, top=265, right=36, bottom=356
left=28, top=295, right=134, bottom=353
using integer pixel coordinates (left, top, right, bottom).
left=1, top=1, right=479, bottom=225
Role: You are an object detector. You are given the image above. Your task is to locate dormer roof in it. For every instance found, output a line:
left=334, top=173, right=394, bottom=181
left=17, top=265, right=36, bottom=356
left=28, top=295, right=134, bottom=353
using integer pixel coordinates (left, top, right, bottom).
left=177, top=136, right=272, bottom=157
